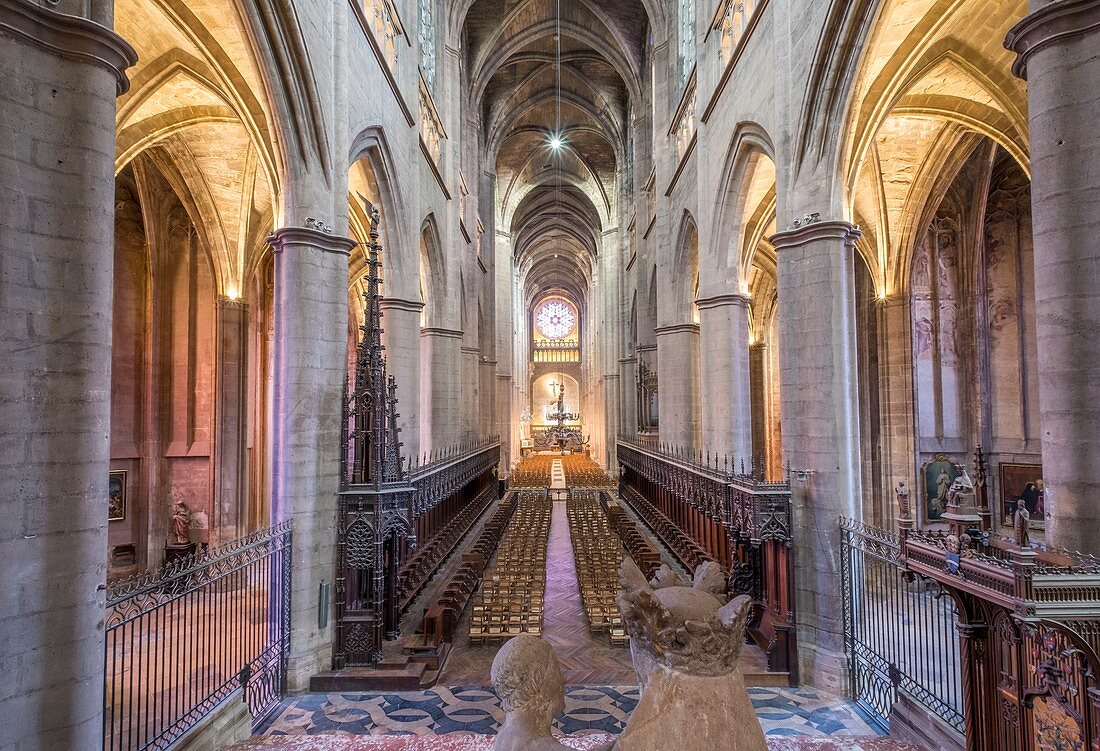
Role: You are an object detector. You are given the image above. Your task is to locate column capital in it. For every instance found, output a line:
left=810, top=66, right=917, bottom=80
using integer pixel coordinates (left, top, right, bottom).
left=749, top=341, right=769, bottom=352
left=769, top=219, right=861, bottom=250
left=0, top=0, right=137, bottom=94
left=267, top=226, right=355, bottom=256
left=654, top=323, right=700, bottom=337
left=379, top=297, right=425, bottom=312
left=695, top=292, right=751, bottom=310
left=619, top=355, right=637, bottom=364
left=460, top=345, right=481, bottom=355
left=1006, top=0, right=1100, bottom=79
left=215, top=296, right=249, bottom=311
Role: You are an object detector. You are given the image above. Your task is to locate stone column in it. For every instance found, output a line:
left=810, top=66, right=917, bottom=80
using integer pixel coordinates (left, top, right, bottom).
left=268, top=227, right=354, bottom=690
left=618, top=356, right=638, bottom=437
left=0, top=2, right=135, bottom=746
left=654, top=323, right=700, bottom=451
left=461, top=345, right=481, bottom=442
left=379, top=298, right=423, bottom=462
left=480, top=358, right=497, bottom=438
left=1006, top=0, right=1100, bottom=553
left=770, top=220, right=863, bottom=691
left=749, top=342, right=769, bottom=466
left=696, top=294, right=753, bottom=461
left=213, top=297, right=249, bottom=542
left=420, top=328, right=463, bottom=452
left=496, top=373, right=514, bottom=470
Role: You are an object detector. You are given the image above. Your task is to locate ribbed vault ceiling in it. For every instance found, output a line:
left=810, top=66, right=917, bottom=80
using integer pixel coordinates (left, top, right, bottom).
left=463, top=0, right=648, bottom=311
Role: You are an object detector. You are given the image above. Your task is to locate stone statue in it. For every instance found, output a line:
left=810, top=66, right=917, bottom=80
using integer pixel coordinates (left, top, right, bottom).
left=691, top=560, right=727, bottom=598
left=613, top=559, right=767, bottom=751
left=1014, top=504, right=1031, bottom=548
left=491, top=635, right=573, bottom=751
left=946, top=469, right=975, bottom=510
left=170, top=496, right=191, bottom=545
left=648, top=563, right=683, bottom=589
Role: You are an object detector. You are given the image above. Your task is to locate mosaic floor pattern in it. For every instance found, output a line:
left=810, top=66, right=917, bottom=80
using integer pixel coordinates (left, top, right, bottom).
left=236, top=737, right=918, bottom=750
left=259, top=685, right=880, bottom=739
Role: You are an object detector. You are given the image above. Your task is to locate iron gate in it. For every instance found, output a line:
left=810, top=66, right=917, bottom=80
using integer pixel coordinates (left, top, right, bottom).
left=840, top=518, right=964, bottom=734
left=104, top=523, right=292, bottom=750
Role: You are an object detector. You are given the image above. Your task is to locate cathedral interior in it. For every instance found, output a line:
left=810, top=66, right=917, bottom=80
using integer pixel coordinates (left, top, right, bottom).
left=2, top=0, right=1100, bottom=748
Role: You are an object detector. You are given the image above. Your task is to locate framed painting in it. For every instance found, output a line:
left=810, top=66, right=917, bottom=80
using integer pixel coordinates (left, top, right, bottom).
left=921, top=453, right=959, bottom=523
left=1000, top=462, right=1044, bottom=528
left=108, top=470, right=126, bottom=522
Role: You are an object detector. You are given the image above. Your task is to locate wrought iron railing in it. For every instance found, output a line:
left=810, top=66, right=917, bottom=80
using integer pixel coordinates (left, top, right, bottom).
left=103, top=524, right=292, bottom=750
left=840, top=518, right=963, bottom=734
left=409, top=437, right=500, bottom=517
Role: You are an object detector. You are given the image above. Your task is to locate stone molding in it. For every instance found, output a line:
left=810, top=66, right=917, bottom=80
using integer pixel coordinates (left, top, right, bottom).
left=496, top=373, right=513, bottom=381
left=654, top=323, right=700, bottom=337
left=694, top=292, right=751, bottom=310
left=460, top=346, right=481, bottom=355
left=420, top=326, right=464, bottom=339
left=267, top=226, right=355, bottom=256
left=1006, top=0, right=1100, bottom=79
left=0, top=0, right=137, bottom=94
left=602, top=373, right=621, bottom=380
left=480, top=358, right=498, bottom=366
left=749, top=341, right=769, bottom=352
left=619, top=356, right=637, bottom=364
left=769, top=219, right=861, bottom=252
left=636, top=344, right=657, bottom=353
left=379, top=297, right=425, bottom=312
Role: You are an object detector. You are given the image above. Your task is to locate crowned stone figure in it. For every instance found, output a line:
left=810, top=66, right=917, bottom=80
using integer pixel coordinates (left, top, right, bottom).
left=613, top=558, right=767, bottom=751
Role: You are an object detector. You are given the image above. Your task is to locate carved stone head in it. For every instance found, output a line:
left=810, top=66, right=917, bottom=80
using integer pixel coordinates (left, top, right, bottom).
left=490, top=634, right=566, bottom=721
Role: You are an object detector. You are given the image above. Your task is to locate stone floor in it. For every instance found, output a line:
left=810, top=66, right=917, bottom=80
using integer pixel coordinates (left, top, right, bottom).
left=256, top=685, right=881, bottom=739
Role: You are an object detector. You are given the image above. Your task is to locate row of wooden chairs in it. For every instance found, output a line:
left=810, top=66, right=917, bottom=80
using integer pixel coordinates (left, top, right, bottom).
left=510, top=455, right=556, bottom=487
left=560, top=455, right=614, bottom=487
left=566, top=492, right=629, bottom=645
left=603, top=499, right=663, bottom=579
left=411, top=496, right=519, bottom=650
left=620, top=486, right=711, bottom=571
left=469, top=494, right=552, bottom=643
left=397, top=485, right=495, bottom=609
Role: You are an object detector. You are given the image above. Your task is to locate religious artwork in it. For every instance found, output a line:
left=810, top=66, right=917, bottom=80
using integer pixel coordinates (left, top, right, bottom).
left=170, top=494, right=191, bottom=545
left=921, top=454, right=959, bottom=522
left=1033, top=695, right=1084, bottom=751
left=1000, top=462, right=1044, bottom=528
left=108, top=471, right=126, bottom=522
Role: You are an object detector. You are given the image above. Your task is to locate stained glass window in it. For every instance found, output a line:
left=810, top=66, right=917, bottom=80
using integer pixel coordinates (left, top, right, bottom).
left=419, top=0, right=436, bottom=90
left=536, top=300, right=576, bottom=339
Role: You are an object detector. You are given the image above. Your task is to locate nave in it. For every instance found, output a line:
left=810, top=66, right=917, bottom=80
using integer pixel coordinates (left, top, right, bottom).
left=238, top=454, right=901, bottom=749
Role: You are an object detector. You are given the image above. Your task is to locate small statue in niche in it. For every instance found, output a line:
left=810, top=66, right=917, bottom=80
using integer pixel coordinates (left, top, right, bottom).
left=490, top=635, right=575, bottom=751
left=895, top=481, right=911, bottom=521
left=170, top=494, right=191, bottom=546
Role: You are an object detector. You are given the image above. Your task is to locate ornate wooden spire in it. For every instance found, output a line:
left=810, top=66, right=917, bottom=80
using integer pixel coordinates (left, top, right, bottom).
left=345, top=207, right=405, bottom=488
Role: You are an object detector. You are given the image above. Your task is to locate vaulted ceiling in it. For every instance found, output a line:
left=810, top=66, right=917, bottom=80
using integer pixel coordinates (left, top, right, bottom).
left=461, top=0, right=649, bottom=308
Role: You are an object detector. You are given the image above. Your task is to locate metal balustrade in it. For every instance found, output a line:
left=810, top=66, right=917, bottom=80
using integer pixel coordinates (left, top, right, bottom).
left=103, top=524, right=292, bottom=750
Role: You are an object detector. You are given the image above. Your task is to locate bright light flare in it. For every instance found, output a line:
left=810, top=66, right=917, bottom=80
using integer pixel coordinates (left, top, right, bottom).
left=548, top=134, right=565, bottom=151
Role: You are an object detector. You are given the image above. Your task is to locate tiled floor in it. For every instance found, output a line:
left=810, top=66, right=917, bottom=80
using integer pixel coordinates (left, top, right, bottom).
left=235, top=737, right=918, bottom=750
left=257, top=685, right=880, bottom=739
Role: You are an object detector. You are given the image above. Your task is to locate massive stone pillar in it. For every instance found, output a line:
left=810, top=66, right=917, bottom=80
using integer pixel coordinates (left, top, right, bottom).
left=496, top=373, right=514, bottom=470
left=0, top=2, right=135, bottom=746
left=420, top=328, right=463, bottom=451
left=655, top=324, right=700, bottom=450
left=1006, top=0, right=1100, bottom=553
left=771, top=220, right=863, bottom=691
left=214, top=298, right=249, bottom=542
left=749, top=343, right=769, bottom=466
left=379, top=298, right=423, bottom=461
left=697, top=294, right=753, bottom=461
left=480, top=358, right=497, bottom=438
left=268, top=227, right=355, bottom=690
